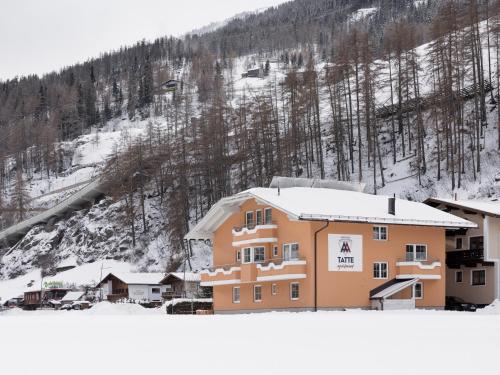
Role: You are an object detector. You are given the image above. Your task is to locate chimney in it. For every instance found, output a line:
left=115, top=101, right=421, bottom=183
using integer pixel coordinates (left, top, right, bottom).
left=388, top=195, right=396, bottom=215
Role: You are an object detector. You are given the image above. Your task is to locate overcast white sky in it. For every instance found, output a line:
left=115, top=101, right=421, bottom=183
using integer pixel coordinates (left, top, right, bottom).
left=0, top=0, right=288, bottom=80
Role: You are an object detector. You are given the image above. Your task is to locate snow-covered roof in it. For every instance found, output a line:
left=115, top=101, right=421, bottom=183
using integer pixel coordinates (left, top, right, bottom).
left=100, top=272, right=165, bottom=286
left=426, top=198, right=500, bottom=218
left=163, top=272, right=201, bottom=283
left=186, top=187, right=476, bottom=239
left=62, top=291, right=85, bottom=302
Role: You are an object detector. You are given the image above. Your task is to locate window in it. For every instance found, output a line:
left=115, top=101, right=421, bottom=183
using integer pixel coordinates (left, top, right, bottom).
left=272, top=284, right=278, bottom=295
left=373, top=226, right=388, bottom=240
left=470, top=236, right=484, bottom=251
left=151, top=288, right=160, bottom=294
left=264, top=208, right=272, bottom=224
left=236, top=250, right=241, bottom=262
left=243, top=248, right=252, bottom=263
left=373, top=262, right=388, bottom=279
left=455, top=271, right=463, bottom=283
left=254, top=285, right=262, bottom=302
left=254, top=247, right=265, bottom=263
left=412, top=283, right=423, bottom=299
left=232, top=287, right=240, bottom=303
left=283, top=243, right=299, bottom=261
left=456, top=238, right=463, bottom=250
left=471, top=270, right=486, bottom=286
left=406, top=244, right=427, bottom=261
left=273, top=245, right=278, bottom=257
left=256, top=210, right=263, bottom=225
left=290, top=282, right=300, bottom=300
left=245, top=211, right=254, bottom=228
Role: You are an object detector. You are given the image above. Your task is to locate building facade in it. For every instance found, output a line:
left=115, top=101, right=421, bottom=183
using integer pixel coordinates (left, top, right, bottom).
left=426, top=198, right=500, bottom=305
left=187, top=185, right=474, bottom=313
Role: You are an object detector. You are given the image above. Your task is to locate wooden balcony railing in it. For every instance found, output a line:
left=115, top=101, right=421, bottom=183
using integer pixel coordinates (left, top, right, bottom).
left=446, top=249, right=484, bottom=266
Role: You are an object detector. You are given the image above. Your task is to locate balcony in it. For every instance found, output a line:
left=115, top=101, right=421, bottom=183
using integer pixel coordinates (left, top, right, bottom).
left=256, top=258, right=307, bottom=282
left=395, top=259, right=442, bottom=280
left=232, top=222, right=278, bottom=247
left=200, top=258, right=307, bottom=286
left=446, top=249, right=484, bottom=267
left=200, top=264, right=241, bottom=286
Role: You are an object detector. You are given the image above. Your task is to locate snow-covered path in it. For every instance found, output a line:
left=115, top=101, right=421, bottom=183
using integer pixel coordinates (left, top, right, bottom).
left=1, top=305, right=499, bottom=375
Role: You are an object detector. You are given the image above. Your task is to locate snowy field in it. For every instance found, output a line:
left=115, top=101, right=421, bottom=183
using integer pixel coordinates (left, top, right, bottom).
left=1, top=303, right=500, bottom=375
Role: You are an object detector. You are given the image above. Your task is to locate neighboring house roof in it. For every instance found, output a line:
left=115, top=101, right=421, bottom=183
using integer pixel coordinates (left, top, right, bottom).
left=186, top=187, right=476, bottom=239
left=61, top=291, right=85, bottom=302
left=425, top=198, right=500, bottom=218
left=98, top=272, right=165, bottom=286
left=161, top=272, right=201, bottom=284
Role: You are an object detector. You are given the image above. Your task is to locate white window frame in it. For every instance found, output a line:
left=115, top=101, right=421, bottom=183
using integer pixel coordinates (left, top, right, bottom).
left=236, top=250, right=241, bottom=262
left=283, top=243, right=299, bottom=261
left=273, top=245, right=278, bottom=257
left=455, top=270, right=463, bottom=283
left=264, top=207, right=272, bottom=224
left=373, top=262, right=388, bottom=279
left=245, top=211, right=254, bottom=228
left=412, top=282, right=423, bottom=299
left=232, top=287, right=240, bottom=304
left=271, top=283, right=278, bottom=295
left=254, top=285, right=262, bottom=302
left=373, top=226, right=388, bottom=241
left=471, top=269, right=486, bottom=286
left=256, top=209, right=263, bottom=226
left=290, top=282, right=300, bottom=300
left=405, top=244, right=427, bottom=261
left=253, top=246, right=265, bottom=263
left=242, top=248, right=252, bottom=264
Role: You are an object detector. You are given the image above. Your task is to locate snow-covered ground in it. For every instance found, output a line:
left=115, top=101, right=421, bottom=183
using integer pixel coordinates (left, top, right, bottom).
left=1, top=305, right=499, bottom=375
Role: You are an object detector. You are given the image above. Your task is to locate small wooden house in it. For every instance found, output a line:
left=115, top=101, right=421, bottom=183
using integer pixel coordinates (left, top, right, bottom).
left=23, top=288, right=71, bottom=310
left=159, top=272, right=206, bottom=299
left=96, top=272, right=167, bottom=303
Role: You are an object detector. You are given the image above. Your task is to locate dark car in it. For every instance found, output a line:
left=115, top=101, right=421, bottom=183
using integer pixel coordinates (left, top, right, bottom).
left=446, top=296, right=477, bottom=312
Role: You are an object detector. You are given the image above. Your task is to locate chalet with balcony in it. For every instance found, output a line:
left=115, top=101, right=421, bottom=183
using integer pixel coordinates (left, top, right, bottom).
left=425, top=198, right=500, bottom=305
left=97, top=272, right=167, bottom=303
left=186, top=178, right=475, bottom=313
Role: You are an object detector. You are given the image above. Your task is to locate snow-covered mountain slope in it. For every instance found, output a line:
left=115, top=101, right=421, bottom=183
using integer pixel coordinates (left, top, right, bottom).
left=2, top=14, right=500, bottom=292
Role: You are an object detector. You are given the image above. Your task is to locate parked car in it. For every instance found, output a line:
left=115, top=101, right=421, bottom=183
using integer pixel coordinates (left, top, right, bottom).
left=445, top=296, right=477, bottom=311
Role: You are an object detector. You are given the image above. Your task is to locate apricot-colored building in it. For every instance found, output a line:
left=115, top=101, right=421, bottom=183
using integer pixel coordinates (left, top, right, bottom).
left=186, top=183, right=475, bottom=313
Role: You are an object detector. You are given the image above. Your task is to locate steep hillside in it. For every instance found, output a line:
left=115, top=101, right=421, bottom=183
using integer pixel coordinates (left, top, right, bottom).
left=1, top=0, right=500, bottom=292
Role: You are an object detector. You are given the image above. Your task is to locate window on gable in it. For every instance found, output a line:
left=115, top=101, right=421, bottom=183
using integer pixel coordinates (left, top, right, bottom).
left=264, top=208, right=272, bottom=224
left=256, top=210, right=263, bottom=226
left=456, top=238, right=463, bottom=250
left=245, top=211, right=254, bottom=228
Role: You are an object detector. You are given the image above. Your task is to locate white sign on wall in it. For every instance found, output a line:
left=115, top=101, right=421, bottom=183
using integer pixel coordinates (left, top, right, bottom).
left=328, top=234, right=363, bottom=272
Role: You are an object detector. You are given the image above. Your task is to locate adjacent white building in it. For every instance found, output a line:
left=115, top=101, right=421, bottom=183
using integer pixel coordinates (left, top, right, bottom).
left=426, top=198, right=500, bottom=305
